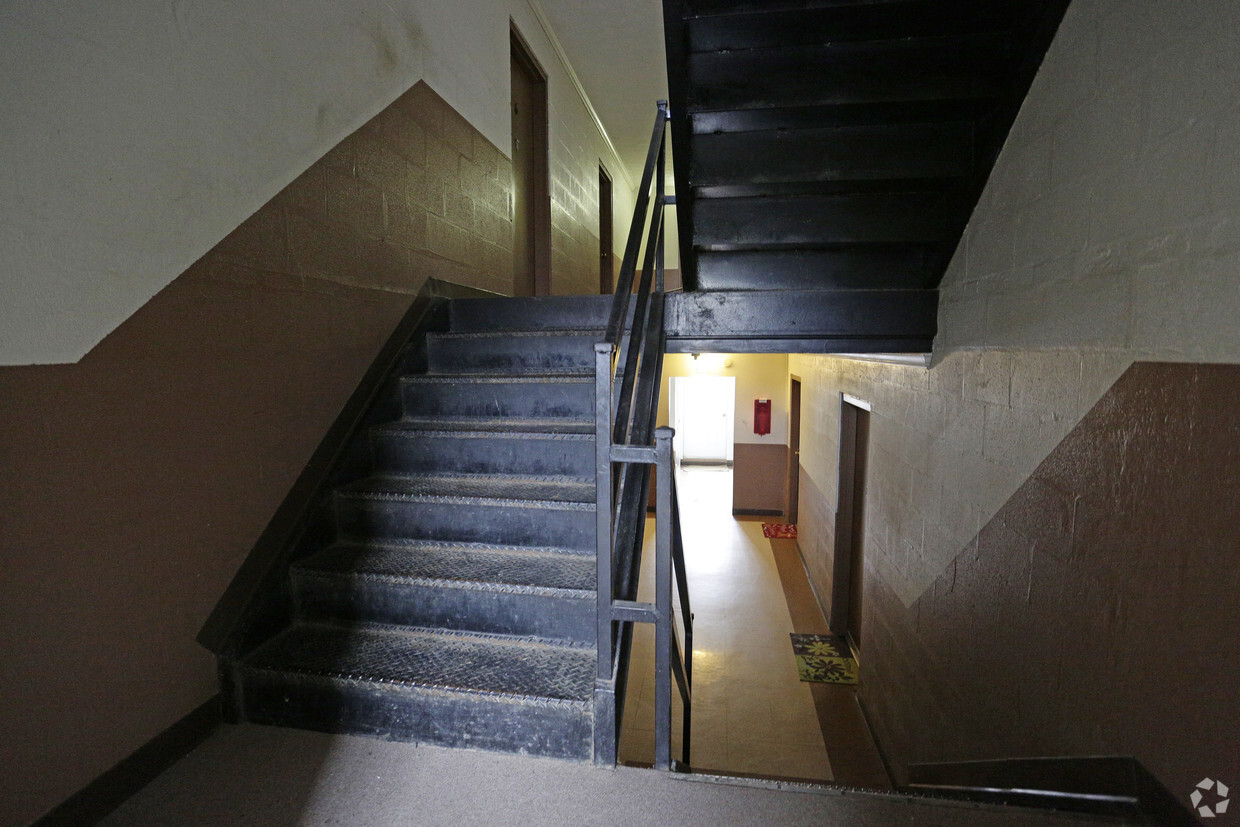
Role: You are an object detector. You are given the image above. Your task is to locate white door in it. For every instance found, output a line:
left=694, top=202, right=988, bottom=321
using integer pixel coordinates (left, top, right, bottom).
left=671, top=376, right=735, bottom=462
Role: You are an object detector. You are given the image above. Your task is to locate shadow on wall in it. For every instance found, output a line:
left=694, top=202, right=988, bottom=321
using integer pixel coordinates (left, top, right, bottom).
left=860, top=362, right=1240, bottom=810
left=0, top=79, right=517, bottom=826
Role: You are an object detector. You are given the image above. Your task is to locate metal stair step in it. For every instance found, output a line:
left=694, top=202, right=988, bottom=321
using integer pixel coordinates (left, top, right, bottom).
left=693, top=191, right=957, bottom=250
left=371, top=421, right=594, bottom=476
left=695, top=246, right=943, bottom=291
left=426, top=331, right=600, bottom=375
left=341, top=472, right=595, bottom=504
left=690, top=122, right=973, bottom=191
left=685, top=0, right=925, bottom=18
left=384, top=416, right=594, bottom=434
left=291, top=541, right=597, bottom=641
left=687, top=34, right=1010, bottom=112
left=686, top=0, right=1020, bottom=52
left=236, top=622, right=594, bottom=758
left=335, top=473, right=595, bottom=551
left=689, top=99, right=995, bottom=135
left=294, top=540, right=596, bottom=592
left=448, top=295, right=614, bottom=332
left=400, top=374, right=594, bottom=420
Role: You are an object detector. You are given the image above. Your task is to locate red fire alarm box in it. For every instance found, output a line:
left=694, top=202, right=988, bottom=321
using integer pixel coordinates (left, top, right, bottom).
left=754, top=399, right=772, bottom=436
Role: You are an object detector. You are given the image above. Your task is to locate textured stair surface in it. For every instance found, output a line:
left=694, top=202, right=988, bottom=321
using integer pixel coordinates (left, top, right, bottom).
left=371, top=422, right=594, bottom=476
left=228, top=297, right=603, bottom=760
left=238, top=622, right=594, bottom=756
left=427, top=330, right=599, bottom=374
left=449, top=295, right=615, bottom=332
left=291, top=540, right=597, bottom=642
left=400, top=375, right=594, bottom=420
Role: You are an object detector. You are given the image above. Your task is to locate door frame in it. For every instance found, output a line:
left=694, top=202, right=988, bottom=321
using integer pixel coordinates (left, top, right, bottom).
left=510, top=24, right=551, bottom=297
left=786, top=375, right=802, bottom=523
left=831, top=393, right=871, bottom=655
left=598, top=164, right=613, bottom=295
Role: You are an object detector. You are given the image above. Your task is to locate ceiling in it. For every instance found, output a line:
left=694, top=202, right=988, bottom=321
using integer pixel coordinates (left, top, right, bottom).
left=535, top=0, right=669, bottom=189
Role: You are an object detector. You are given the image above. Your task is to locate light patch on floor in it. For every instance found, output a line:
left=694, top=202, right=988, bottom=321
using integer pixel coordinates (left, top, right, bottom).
left=619, top=465, right=833, bottom=781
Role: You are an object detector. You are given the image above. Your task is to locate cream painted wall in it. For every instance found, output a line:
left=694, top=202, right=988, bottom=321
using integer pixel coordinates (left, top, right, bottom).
left=659, top=352, right=788, bottom=446
left=792, top=0, right=1240, bottom=608
left=0, top=0, right=634, bottom=365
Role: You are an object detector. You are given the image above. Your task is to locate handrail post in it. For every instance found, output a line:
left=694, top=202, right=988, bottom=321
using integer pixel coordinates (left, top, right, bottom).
left=653, top=426, right=675, bottom=770
left=595, top=343, right=615, bottom=678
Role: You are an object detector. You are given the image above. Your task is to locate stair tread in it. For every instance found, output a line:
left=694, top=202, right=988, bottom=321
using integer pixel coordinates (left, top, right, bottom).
left=243, top=622, right=594, bottom=704
left=377, top=417, right=593, bottom=436
left=686, top=1, right=1020, bottom=51
left=341, top=473, right=596, bottom=506
left=686, top=34, right=1009, bottom=112
left=431, top=330, right=603, bottom=341
left=402, top=374, right=593, bottom=384
left=294, top=540, right=596, bottom=593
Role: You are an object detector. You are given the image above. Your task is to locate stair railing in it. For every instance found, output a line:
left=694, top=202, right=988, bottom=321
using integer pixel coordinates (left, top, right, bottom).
left=594, top=100, right=693, bottom=770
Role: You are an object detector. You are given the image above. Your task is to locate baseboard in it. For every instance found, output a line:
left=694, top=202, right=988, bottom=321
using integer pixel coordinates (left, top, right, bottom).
left=33, top=695, right=221, bottom=827
left=793, top=541, right=833, bottom=633
left=732, top=508, right=783, bottom=516
left=856, top=694, right=898, bottom=789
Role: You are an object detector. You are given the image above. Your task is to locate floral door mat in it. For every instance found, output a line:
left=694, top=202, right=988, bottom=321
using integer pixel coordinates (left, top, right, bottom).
left=761, top=523, right=797, bottom=539
left=790, top=633, right=858, bottom=685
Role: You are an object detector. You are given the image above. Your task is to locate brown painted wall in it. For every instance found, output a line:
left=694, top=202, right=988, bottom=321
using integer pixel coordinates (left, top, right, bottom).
left=861, top=362, right=1240, bottom=799
left=0, top=81, right=526, bottom=826
left=732, top=443, right=788, bottom=515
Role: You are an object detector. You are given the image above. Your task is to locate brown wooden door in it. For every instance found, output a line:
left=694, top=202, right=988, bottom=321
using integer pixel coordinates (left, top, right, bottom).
left=599, top=165, right=613, bottom=294
left=832, top=399, right=870, bottom=652
left=510, top=31, right=549, bottom=296
left=786, top=378, right=801, bottom=522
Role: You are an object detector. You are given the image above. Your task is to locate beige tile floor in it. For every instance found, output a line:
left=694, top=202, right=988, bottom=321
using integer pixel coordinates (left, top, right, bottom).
left=618, top=465, right=833, bottom=781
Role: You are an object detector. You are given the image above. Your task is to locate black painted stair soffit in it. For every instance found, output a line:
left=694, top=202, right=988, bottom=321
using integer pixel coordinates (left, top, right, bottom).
left=661, top=0, right=1072, bottom=351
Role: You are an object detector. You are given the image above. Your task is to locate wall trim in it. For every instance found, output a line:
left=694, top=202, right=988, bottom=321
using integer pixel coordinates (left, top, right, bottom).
left=32, top=695, right=221, bottom=827
left=524, top=0, right=634, bottom=191
left=856, top=694, right=899, bottom=788
left=842, top=393, right=871, bottom=412
left=836, top=354, right=931, bottom=368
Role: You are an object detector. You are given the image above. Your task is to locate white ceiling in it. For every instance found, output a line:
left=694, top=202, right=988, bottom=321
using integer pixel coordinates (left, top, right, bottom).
left=536, top=0, right=669, bottom=189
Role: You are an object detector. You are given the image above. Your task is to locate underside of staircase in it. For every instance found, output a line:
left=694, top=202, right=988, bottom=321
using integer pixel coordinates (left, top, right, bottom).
left=661, top=0, right=1071, bottom=352
left=212, top=296, right=613, bottom=760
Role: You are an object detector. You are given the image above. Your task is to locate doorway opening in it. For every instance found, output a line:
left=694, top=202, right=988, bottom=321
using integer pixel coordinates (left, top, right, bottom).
left=831, top=395, right=871, bottom=654
left=669, top=375, right=735, bottom=466
left=510, top=27, right=550, bottom=297
left=599, top=165, right=613, bottom=295
left=786, top=377, right=802, bottom=524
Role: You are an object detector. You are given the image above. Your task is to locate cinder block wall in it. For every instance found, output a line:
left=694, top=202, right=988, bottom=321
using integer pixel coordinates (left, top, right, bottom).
left=790, top=0, right=1240, bottom=807
left=1, top=40, right=625, bottom=827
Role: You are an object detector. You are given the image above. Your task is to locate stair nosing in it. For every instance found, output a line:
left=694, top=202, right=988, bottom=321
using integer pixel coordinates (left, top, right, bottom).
left=246, top=667, right=592, bottom=709
left=400, top=374, right=594, bottom=384
left=430, top=330, right=604, bottom=341
left=339, top=474, right=596, bottom=510
left=374, top=423, right=594, bottom=440
left=291, top=540, right=597, bottom=597
left=292, top=565, right=595, bottom=600
left=242, top=621, right=594, bottom=705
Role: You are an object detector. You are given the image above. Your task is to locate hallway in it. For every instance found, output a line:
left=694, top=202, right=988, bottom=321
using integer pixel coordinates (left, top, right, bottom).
left=618, top=466, right=886, bottom=785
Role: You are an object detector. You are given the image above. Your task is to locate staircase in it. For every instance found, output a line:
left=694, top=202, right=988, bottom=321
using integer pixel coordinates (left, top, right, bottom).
left=219, top=295, right=613, bottom=760
left=661, top=0, right=1070, bottom=351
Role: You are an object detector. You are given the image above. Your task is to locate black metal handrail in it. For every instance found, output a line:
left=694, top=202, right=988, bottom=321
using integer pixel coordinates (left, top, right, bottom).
left=593, top=100, right=692, bottom=770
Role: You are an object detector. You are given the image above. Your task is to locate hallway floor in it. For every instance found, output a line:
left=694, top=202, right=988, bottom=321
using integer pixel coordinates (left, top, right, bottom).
left=618, top=466, right=888, bottom=787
